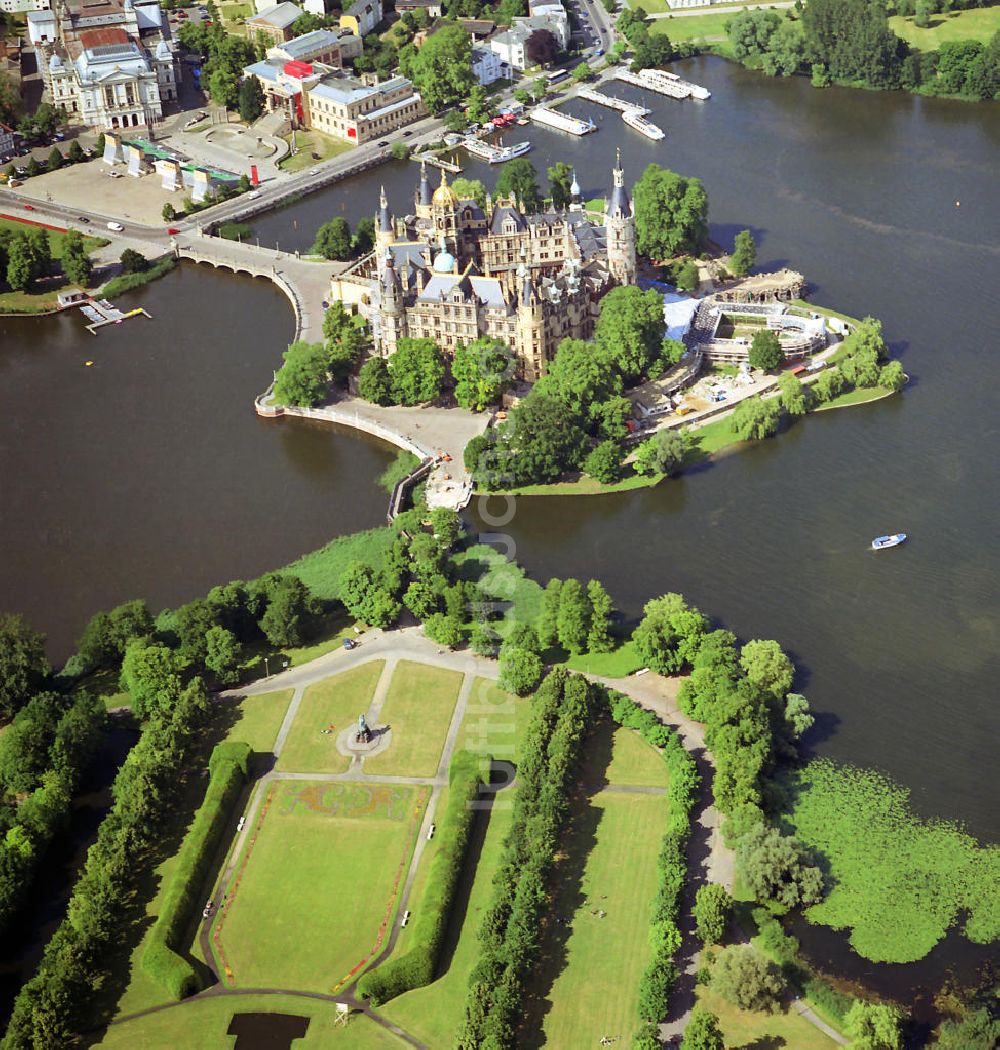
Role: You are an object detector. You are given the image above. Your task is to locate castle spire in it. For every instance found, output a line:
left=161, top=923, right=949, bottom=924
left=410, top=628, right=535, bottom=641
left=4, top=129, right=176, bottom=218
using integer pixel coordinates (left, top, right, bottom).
left=378, top=185, right=392, bottom=232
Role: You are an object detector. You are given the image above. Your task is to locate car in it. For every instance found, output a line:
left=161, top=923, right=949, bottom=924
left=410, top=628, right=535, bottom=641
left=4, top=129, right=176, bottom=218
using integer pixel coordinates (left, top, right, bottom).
left=177, top=9, right=187, bottom=16
left=107, top=221, right=124, bottom=231
left=378, top=139, right=389, bottom=146
left=309, top=168, right=319, bottom=176
left=343, top=637, right=358, bottom=650
left=14, top=166, right=26, bottom=176
left=247, top=189, right=260, bottom=198
left=23, top=204, right=35, bottom=211
left=107, top=170, right=122, bottom=179
left=166, top=226, right=180, bottom=234
left=76, top=215, right=91, bottom=223
left=403, top=130, right=413, bottom=137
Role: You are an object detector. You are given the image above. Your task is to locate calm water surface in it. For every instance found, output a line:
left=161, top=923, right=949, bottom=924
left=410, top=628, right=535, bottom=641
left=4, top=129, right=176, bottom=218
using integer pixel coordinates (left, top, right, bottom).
left=1, top=57, right=997, bottom=1000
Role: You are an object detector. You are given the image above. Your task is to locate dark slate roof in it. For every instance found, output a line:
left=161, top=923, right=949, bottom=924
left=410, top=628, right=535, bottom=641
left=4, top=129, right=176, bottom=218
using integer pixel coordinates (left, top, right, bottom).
left=490, top=205, right=527, bottom=235
left=459, top=200, right=485, bottom=221
left=418, top=169, right=432, bottom=208
left=608, top=183, right=630, bottom=219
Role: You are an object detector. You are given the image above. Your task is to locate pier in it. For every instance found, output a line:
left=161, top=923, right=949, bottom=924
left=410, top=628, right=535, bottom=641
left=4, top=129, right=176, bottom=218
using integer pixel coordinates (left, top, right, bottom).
left=79, top=299, right=152, bottom=334
left=576, top=87, right=650, bottom=115
left=413, top=152, right=462, bottom=173
left=613, top=68, right=712, bottom=101
left=529, top=106, right=597, bottom=136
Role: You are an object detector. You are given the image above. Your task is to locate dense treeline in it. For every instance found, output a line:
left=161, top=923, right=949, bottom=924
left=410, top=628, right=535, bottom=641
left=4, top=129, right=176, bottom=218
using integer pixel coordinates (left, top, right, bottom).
left=142, top=740, right=252, bottom=1000
left=358, top=750, right=487, bottom=1004
left=1, top=678, right=210, bottom=1048
left=458, top=670, right=598, bottom=1049
left=0, top=691, right=105, bottom=940
left=602, top=689, right=701, bottom=1028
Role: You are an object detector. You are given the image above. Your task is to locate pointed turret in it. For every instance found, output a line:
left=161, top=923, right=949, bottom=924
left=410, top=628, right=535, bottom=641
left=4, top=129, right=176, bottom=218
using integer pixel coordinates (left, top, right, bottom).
left=607, top=148, right=631, bottom=220
left=605, top=149, right=637, bottom=286
left=419, top=160, right=432, bottom=208
left=377, top=185, right=392, bottom=233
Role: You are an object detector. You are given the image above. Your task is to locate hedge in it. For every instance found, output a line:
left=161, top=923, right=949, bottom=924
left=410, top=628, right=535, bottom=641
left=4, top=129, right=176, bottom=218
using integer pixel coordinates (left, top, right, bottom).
left=357, top=749, right=486, bottom=1005
left=603, top=689, right=700, bottom=1026
left=142, top=740, right=251, bottom=1000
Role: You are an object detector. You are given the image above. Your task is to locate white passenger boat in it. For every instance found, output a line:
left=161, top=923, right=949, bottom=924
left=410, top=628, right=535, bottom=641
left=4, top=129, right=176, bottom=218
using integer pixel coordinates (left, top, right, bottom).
left=622, top=109, right=665, bottom=140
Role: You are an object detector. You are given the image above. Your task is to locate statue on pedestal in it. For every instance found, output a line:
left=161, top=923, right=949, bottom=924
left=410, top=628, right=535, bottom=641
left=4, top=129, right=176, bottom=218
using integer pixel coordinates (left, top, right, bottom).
left=356, top=713, right=373, bottom=745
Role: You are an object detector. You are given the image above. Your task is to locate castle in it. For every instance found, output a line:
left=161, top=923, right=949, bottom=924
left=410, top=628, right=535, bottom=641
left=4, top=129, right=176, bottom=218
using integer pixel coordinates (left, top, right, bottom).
left=331, top=153, right=637, bottom=381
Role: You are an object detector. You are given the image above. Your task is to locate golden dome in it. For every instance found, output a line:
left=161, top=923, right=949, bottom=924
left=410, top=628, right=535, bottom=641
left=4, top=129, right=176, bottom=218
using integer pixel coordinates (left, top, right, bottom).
left=432, top=169, right=458, bottom=209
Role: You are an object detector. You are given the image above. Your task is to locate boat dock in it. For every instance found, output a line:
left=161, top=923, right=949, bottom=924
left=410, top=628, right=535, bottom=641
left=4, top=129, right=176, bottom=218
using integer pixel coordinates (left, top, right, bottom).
left=613, top=68, right=712, bottom=100
left=413, top=153, right=463, bottom=173
left=79, top=298, right=151, bottom=334
left=529, top=106, right=597, bottom=136
left=576, top=87, right=650, bottom=115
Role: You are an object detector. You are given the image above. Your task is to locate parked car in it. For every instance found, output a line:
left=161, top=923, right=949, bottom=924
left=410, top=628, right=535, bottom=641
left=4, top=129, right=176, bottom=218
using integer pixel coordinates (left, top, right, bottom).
left=23, top=203, right=35, bottom=211
left=76, top=215, right=91, bottom=223
left=166, top=226, right=180, bottom=234
left=107, top=170, right=122, bottom=179
left=106, top=221, right=124, bottom=231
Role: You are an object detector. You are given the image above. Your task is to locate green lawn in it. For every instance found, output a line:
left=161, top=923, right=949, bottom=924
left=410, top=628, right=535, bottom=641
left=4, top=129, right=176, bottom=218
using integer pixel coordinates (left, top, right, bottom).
left=564, top=640, right=644, bottom=678
left=527, top=791, right=669, bottom=1047
left=364, top=661, right=465, bottom=777
left=694, top=981, right=839, bottom=1049
left=503, top=471, right=664, bottom=497
left=456, top=677, right=530, bottom=770
left=381, top=801, right=514, bottom=1046
left=280, top=131, right=355, bottom=173
left=216, top=781, right=428, bottom=992
left=217, top=688, right=294, bottom=755
left=814, top=385, right=895, bottom=410
left=284, top=525, right=398, bottom=602
left=453, top=543, right=544, bottom=638
left=0, top=216, right=108, bottom=257
left=96, top=992, right=407, bottom=1048
left=649, top=10, right=738, bottom=49
left=605, top=725, right=671, bottom=789
left=889, top=6, right=1000, bottom=50
left=275, top=661, right=385, bottom=773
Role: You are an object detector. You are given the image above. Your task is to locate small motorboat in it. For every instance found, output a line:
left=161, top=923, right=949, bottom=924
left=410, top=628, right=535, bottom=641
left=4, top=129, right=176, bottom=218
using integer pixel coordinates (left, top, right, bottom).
left=872, top=534, right=906, bottom=550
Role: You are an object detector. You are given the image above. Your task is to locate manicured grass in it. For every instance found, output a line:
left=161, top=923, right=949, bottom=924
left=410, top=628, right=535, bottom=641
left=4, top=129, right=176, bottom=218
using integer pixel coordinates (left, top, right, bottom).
left=96, top=992, right=407, bottom=1048
left=217, top=781, right=428, bottom=992
left=364, top=661, right=465, bottom=777
left=787, top=759, right=1000, bottom=963
left=889, top=6, right=1000, bottom=51
left=649, top=10, right=738, bottom=49
left=564, top=640, right=644, bottom=678
left=0, top=216, right=108, bottom=256
left=75, top=666, right=131, bottom=712
left=503, top=470, right=664, bottom=496
left=381, top=801, right=514, bottom=1046
left=527, top=791, right=669, bottom=1047
left=789, top=298, right=861, bottom=326
left=605, top=725, right=671, bottom=788
left=279, top=131, right=355, bottom=173
left=284, top=613, right=359, bottom=668
left=275, top=661, right=385, bottom=773
left=694, top=981, right=839, bottom=1049
left=457, top=676, right=530, bottom=770
left=218, top=689, right=293, bottom=755
left=453, top=543, right=544, bottom=638
left=284, top=524, right=398, bottom=601
left=814, top=384, right=895, bottom=410
left=687, top=413, right=742, bottom=456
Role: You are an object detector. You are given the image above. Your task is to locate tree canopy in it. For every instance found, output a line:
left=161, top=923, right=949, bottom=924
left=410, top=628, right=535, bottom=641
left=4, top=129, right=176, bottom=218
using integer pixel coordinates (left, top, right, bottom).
left=632, top=163, right=709, bottom=260
left=495, top=158, right=541, bottom=213
left=403, top=24, right=475, bottom=112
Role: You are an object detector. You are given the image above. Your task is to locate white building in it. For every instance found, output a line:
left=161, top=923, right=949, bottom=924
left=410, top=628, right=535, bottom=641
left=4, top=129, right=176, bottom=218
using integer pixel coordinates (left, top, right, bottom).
left=27, top=8, right=58, bottom=45
left=489, top=9, right=569, bottom=70
left=471, top=44, right=508, bottom=86
left=0, top=0, right=49, bottom=14
left=341, top=0, right=382, bottom=37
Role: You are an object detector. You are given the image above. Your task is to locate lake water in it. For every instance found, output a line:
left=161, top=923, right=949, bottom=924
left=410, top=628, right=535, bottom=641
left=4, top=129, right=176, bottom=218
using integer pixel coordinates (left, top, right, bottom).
left=2, top=56, right=997, bottom=1003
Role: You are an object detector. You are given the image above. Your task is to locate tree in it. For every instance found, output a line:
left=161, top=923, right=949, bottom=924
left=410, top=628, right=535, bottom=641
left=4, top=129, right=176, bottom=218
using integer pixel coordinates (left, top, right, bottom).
left=162, top=203, right=176, bottom=223
left=736, top=823, right=824, bottom=911
left=934, top=1007, right=1000, bottom=1050
left=443, top=108, right=469, bottom=134
left=118, top=642, right=184, bottom=720
left=761, top=20, right=806, bottom=76
left=778, top=370, right=808, bottom=415
left=801, top=0, right=904, bottom=89
left=730, top=229, right=757, bottom=276
left=47, top=146, right=63, bottom=172
left=495, top=158, right=541, bottom=212
left=525, top=27, right=558, bottom=66
left=451, top=178, right=487, bottom=208
left=174, top=599, right=218, bottom=664
left=6, top=238, right=33, bottom=293
left=676, top=257, right=700, bottom=293
left=273, top=340, right=331, bottom=407
left=572, top=61, right=591, bottom=83
left=586, top=580, right=614, bottom=653
left=204, top=626, right=242, bottom=683
left=681, top=1010, right=725, bottom=1050
left=547, top=161, right=574, bottom=210
left=0, top=614, right=49, bottom=724
left=694, top=884, right=733, bottom=945
left=783, top=693, right=814, bottom=742
left=452, top=338, right=515, bottom=410
left=238, top=76, right=265, bottom=123
left=67, top=140, right=85, bottom=164
left=730, top=397, right=782, bottom=441
left=595, top=286, right=668, bottom=382
left=499, top=393, right=588, bottom=486
left=748, top=329, right=783, bottom=371
left=208, top=68, right=240, bottom=108
left=259, top=576, right=319, bottom=647
left=843, top=1000, right=906, bottom=1050
left=339, top=562, right=401, bottom=628
left=408, top=23, right=475, bottom=112
left=119, top=248, right=148, bottom=275
left=352, top=216, right=375, bottom=257
left=424, top=611, right=465, bottom=649
left=633, top=428, right=689, bottom=477
left=60, top=229, right=92, bottom=287
left=0, top=716, right=51, bottom=795
left=531, top=76, right=548, bottom=101
left=311, top=217, right=353, bottom=260
left=537, top=578, right=562, bottom=648
left=557, top=578, right=590, bottom=654
left=466, top=85, right=496, bottom=124
left=811, top=367, right=845, bottom=403
left=359, top=357, right=393, bottom=405
left=291, top=11, right=325, bottom=34
left=498, top=645, right=543, bottom=695
left=534, top=338, right=624, bottom=435
left=740, top=639, right=794, bottom=699
left=878, top=360, right=905, bottom=393
left=914, top=0, right=931, bottom=27
left=633, top=593, right=708, bottom=675
left=633, top=163, right=709, bottom=260
left=389, top=338, right=446, bottom=405
left=584, top=440, right=624, bottom=484
left=712, top=945, right=784, bottom=1012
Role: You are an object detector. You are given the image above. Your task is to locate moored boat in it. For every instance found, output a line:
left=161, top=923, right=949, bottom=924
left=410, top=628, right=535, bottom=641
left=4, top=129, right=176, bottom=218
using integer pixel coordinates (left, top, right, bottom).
left=622, top=109, right=665, bottom=140
left=871, top=533, right=907, bottom=550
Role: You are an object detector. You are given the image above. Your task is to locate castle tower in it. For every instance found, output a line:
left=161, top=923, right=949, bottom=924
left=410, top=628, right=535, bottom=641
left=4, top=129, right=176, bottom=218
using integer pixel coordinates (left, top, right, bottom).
left=605, top=149, right=637, bottom=286
left=515, top=257, right=546, bottom=381
left=431, top=169, right=460, bottom=258
left=569, top=169, right=583, bottom=212
left=375, top=186, right=394, bottom=267
left=415, top=160, right=433, bottom=220
left=378, top=252, right=406, bottom=358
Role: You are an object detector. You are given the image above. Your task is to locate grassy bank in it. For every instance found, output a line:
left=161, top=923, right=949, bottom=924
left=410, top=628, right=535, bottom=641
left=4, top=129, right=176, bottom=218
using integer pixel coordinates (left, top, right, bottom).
left=648, top=10, right=736, bottom=51
left=814, top=384, right=895, bottom=410
left=889, top=6, right=1000, bottom=50
left=283, top=524, right=398, bottom=601
left=279, top=131, right=355, bottom=173
left=101, top=255, right=177, bottom=298
left=0, top=216, right=108, bottom=256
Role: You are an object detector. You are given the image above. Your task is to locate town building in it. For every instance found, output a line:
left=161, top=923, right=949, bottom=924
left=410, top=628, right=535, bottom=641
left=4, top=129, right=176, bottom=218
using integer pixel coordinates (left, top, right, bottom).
left=330, top=156, right=637, bottom=380
left=339, top=0, right=382, bottom=36
left=0, top=122, right=16, bottom=162
left=488, top=7, right=569, bottom=71
left=394, top=0, right=442, bottom=17
left=33, top=0, right=177, bottom=130
left=0, top=0, right=49, bottom=14
left=266, top=26, right=361, bottom=67
left=471, top=44, right=509, bottom=87
left=246, top=2, right=304, bottom=44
